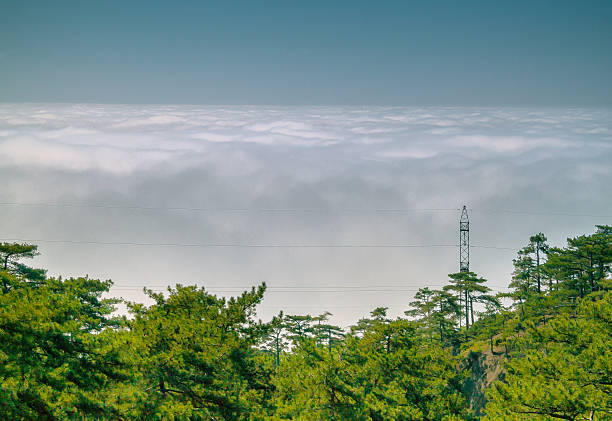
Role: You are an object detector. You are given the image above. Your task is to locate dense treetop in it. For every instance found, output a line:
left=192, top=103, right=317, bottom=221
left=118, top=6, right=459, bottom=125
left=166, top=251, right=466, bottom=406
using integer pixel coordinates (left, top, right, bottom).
left=0, top=226, right=610, bottom=419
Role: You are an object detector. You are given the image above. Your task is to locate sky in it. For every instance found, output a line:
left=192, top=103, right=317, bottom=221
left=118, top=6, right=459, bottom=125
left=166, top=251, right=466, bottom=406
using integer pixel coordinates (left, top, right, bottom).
left=0, top=2, right=611, bottom=326
left=1, top=1, right=612, bottom=106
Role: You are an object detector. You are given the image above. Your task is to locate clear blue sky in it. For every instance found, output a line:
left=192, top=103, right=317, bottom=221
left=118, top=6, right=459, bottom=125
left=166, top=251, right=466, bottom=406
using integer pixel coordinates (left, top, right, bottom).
left=1, top=0, right=611, bottom=106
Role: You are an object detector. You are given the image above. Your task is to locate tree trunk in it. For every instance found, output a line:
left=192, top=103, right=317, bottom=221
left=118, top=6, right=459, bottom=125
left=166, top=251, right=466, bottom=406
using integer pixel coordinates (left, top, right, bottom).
left=589, top=253, right=594, bottom=293
left=275, top=334, right=280, bottom=368
left=465, top=290, right=469, bottom=329
left=536, top=247, right=541, bottom=293
left=458, top=292, right=462, bottom=328
left=470, top=297, right=474, bottom=327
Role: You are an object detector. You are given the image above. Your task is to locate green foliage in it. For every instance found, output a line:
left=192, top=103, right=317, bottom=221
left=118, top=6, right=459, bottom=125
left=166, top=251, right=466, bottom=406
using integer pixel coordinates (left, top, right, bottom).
left=124, top=284, right=273, bottom=419
left=444, top=271, right=499, bottom=330
left=284, top=314, right=315, bottom=345
left=406, top=288, right=460, bottom=345
left=273, top=318, right=472, bottom=420
left=311, top=311, right=345, bottom=352
left=543, top=225, right=611, bottom=299
left=484, top=292, right=612, bottom=420
left=350, top=306, right=390, bottom=336
left=0, top=225, right=609, bottom=419
left=0, top=270, right=127, bottom=418
left=261, top=311, right=290, bottom=368
left=0, top=242, right=38, bottom=271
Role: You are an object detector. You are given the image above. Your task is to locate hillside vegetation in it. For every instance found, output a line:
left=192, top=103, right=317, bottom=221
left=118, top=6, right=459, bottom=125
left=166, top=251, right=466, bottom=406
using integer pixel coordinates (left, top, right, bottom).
left=0, top=226, right=610, bottom=420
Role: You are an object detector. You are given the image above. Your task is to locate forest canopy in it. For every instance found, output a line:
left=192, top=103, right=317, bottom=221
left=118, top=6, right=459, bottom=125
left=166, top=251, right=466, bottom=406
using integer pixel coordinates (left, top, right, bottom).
left=0, top=225, right=610, bottom=420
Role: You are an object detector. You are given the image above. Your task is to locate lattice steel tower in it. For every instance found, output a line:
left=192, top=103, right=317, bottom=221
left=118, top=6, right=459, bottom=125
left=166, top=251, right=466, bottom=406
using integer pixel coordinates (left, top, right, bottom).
left=459, top=205, right=469, bottom=272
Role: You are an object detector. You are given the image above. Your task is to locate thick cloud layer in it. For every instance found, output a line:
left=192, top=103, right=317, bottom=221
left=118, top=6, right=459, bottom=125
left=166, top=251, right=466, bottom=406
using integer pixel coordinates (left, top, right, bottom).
left=1, top=104, right=610, bottom=325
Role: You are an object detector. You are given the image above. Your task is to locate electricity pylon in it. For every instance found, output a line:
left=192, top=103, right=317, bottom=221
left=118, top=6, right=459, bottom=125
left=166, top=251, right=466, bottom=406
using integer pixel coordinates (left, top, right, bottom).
left=457, top=205, right=470, bottom=329
left=460, top=205, right=469, bottom=272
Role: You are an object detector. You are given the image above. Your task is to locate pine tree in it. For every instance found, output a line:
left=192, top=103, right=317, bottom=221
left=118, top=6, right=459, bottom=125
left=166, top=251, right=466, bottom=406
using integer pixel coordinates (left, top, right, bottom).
left=311, top=311, right=345, bottom=354
left=485, top=292, right=612, bottom=420
left=406, top=287, right=460, bottom=343
left=262, top=311, right=289, bottom=368
left=285, top=314, right=314, bottom=345
left=444, top=271, right=497, bottom=330
left=125, top=284, right=273, bottom=419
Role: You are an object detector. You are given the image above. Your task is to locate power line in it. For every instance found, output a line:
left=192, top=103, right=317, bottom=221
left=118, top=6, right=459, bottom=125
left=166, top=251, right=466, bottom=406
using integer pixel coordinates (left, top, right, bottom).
left=110, top=288, right=508, bottom=293
left=258, top=305, right=368, bottom=309
left=1, top=201, right=609, bottom=218
left=112, top=284, right=451, bottom=289
left=471, top=245, right=515, bottom=250
left=471, top=209, right=612, bottom=218
left=111, top=288, right=449, bottom=292
left=0, top=202, right=459, bottom=213
left=0, top=237, right=516, bottom=250
left=111, top=284, right=505, bottom=293
left=0, top=238, right=455, bottom=248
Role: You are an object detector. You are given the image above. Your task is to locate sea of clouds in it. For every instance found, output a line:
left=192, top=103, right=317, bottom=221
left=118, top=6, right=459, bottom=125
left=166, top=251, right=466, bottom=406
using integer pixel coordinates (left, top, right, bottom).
left=0, top=104, right=610, bottom=324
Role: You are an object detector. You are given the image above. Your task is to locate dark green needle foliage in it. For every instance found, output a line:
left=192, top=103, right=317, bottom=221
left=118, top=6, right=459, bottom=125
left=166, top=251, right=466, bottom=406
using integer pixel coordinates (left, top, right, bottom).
left=124, top=283, right=273, bottom=419
left=0, top=242, right=39, bottom=271
left=0, top=249, right=128, bottom=419
left=0, top=225, right=609, bottom=419
left=484, top=292, right=612, bottom=420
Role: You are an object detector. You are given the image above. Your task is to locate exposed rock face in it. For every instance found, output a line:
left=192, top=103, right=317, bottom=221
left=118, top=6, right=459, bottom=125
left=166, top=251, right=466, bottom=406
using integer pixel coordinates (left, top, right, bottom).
left=463, top=348, right=506, bottom=416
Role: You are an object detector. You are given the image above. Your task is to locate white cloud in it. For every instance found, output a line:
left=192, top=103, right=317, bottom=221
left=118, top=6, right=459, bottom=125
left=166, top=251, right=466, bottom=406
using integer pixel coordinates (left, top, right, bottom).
left=445, top=135, right=573, bottom=153
left=1, top=104, right=607, bottom=174
left=0, top=103, right=610, bottom=325
left=0, top=136, right=178, bottom=174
